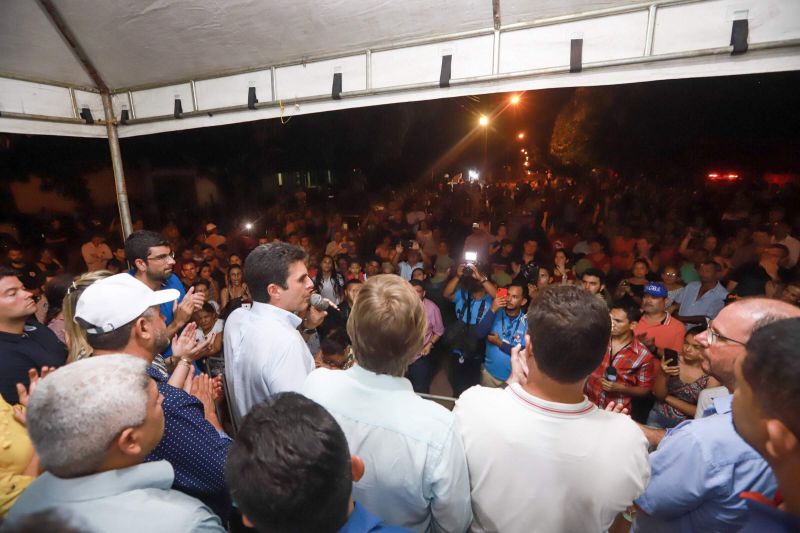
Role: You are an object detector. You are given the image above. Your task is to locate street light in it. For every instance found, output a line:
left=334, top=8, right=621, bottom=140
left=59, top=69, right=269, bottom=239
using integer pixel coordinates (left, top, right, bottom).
left=517, top=132, right=525, bottom=140
left=510, top=94, right=521, bottom=105
left=478, top=115, right=489, bottom=127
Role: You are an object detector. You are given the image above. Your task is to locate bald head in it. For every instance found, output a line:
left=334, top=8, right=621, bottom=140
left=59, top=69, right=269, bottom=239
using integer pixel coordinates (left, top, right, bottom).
left=697, top=298, right=800, bottom=390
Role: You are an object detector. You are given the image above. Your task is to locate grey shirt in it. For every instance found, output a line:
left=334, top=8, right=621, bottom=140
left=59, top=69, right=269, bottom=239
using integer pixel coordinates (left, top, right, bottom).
left=5, top=461, right=224, bottom=533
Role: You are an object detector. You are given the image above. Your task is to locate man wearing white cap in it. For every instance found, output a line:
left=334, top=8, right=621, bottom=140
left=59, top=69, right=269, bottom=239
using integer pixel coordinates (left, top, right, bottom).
left=75, top=273, right=232, bottom=520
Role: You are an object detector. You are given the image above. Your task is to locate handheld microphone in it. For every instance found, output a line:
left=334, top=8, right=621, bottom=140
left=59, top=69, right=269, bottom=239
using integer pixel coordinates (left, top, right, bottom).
left=604, top=366, right=618, bottom=382
left=310, top=293, right=331, bottom=311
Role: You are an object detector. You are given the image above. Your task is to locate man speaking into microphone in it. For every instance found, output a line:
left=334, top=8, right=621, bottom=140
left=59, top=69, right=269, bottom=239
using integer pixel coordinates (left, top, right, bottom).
left=224, top=243, right=327, bottom=421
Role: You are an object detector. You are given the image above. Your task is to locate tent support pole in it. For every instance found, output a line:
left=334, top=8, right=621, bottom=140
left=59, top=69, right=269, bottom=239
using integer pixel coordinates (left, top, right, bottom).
left=101, top=92, right=133, bottom=239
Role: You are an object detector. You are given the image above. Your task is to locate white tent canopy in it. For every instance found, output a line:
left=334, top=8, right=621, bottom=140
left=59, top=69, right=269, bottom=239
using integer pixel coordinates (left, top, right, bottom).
left=0, top=0, right=798, bottom=234
left=1, top=0, right=799, bottom=139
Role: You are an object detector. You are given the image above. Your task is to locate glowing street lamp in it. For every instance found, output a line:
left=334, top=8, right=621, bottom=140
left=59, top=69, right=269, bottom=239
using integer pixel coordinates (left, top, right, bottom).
left=478, top=115, right=489, bottom=127
left=510, top=94, right=521, bottom=105
left=517, top=132, right=525, bottom=140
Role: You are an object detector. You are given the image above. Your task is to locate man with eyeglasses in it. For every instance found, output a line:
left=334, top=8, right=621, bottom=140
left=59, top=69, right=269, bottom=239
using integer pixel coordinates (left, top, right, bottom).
left=631, top=298, right=800, bottom=533
left=125, top=230, right=204, bottom=348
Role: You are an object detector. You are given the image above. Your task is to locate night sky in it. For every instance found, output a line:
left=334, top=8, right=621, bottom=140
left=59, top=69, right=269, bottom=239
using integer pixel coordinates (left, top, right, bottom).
left=1, top=70, right=798, bottom=195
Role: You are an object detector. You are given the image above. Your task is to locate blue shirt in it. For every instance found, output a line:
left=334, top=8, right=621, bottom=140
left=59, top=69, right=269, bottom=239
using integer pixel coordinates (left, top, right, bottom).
left=340, top=502, right=412, bottom=533
left=672, top=281, right=728, bottom=326
left=633, top=395, right=777, bottom=532
left=475, top=308, right=527, bottom=381
left=454, top=289, right=492, bottom=326
left=146, top=366, right=232, bottom=520
left=5, top=461, right=224, bottom=532
left=740, top=495, right=800, bottom=533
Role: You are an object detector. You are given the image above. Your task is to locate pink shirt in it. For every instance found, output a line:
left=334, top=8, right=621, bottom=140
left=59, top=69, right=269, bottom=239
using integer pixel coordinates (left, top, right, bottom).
left=413, top=298, right=444, bottom=362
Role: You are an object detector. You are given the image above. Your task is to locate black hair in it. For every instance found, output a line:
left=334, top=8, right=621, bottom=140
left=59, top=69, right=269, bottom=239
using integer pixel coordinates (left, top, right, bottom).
left=686, top=324, right=707, bottom=337
left=225, top=393, right=352, bottom=533
left=321, top=329, right=349, bottom=357
left=743, top=317, right=800, bottom=438
left=0, top=266, right=19, bottom=281
left=44, top=274, right=74, bottom=325
left=700, top=260, right=722, bottom=272
left=314, top=255, right=343, bottom=297
left=199, top=302, right=217, bottom=315
left=581, top=268, right=606, bottom=286
left=611, top=301, right=642, bottom=323
left=245, top=243, right=308, bottom=304
left=124, top=230, right=169, bottom=265
left=526, top=285, right=611, bottom=383
left=192, top=279, right=211, bottom=290
left=409, top=279, right=425, bottom=289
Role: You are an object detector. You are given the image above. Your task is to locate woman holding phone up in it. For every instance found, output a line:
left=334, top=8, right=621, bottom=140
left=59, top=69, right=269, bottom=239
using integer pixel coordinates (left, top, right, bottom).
left=645, top=326, right=720, bottom=428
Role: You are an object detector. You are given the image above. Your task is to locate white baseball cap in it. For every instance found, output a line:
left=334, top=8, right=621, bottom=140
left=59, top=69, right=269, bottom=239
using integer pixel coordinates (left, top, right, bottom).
left=75, top=273, right=179, bottom=334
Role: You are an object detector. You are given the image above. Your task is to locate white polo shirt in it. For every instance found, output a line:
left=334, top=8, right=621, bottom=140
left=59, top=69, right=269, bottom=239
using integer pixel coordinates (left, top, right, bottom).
left=454, top=383, right=650, bottom=533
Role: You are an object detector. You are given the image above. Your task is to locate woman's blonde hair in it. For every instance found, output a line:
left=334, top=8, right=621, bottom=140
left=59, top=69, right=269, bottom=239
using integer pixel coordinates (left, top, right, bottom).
left=347, top=274, right=426, bottom=377
left=63, top=270, right=113, bottom=363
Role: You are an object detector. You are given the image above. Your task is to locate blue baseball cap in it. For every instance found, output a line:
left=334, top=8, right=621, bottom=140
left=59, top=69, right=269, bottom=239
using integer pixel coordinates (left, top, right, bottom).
left=643, top=282, right=668, bottom=298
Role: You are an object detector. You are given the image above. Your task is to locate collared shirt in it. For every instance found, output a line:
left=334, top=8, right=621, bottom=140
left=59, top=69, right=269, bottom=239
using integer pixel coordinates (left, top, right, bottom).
left=633, top=395, right=778, bottom=532
left=421, top=298, right=444, bottom=345
left=477, top=308, right=527, bottom=381
left=146, top=366, right=232, bottom=519
left=672, top=281, right=728, bottom=326
left=454, top=384, right=650, bottom=533
left=302, top=365, right=472, bottom=533
left=0, top=322, right=66, bottom=405
left=224, top=302, right=314, bottom=419
left=5, top=461, right=224, bottom=532
left=633, top=312, right=685, bottom=354
left=398, top=261, right=424, bottom=281
left=585, top=336, right=655, bottom=412
left=340, top=502, right=412, bottom=533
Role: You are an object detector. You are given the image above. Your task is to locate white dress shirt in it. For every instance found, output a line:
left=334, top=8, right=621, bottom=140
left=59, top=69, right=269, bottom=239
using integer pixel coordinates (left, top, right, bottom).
left=454, top=384, right=650, bottom=533
left=302, top=365, right=472, bottom=533
left=224, top=302, right=314, bottom=420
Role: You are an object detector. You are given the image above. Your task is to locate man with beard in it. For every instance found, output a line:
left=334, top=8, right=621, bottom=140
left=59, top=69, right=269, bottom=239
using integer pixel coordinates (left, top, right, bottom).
left=125, top=230, right=204, bottom=357
left=474, top=283, right=528, bottom=387
left=632, top=298, right=800, bottom=532
left=74, top=273, right=232, bottom=520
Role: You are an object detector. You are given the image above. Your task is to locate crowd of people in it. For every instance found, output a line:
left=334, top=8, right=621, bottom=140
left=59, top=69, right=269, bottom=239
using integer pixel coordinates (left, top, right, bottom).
left=1, top=174, right=799, bottom=532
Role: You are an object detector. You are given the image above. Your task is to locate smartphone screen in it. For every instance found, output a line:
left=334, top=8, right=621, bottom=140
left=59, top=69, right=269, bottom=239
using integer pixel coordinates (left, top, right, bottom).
left=464, top=251, right=478, bottom=262
left=496, top=288, right=508, bottom=299
left=664, top=349, right=679, bottom=366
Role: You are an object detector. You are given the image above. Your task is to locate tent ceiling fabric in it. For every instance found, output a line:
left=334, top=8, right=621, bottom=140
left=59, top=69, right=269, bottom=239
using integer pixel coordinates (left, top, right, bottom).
left=0, top=0, right=798, bottom=138
left=2, top=0, right=497, bottom=90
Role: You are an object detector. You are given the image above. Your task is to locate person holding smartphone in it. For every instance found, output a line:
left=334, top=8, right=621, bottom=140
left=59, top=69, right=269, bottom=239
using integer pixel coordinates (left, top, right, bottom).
left=474, top=284, right=528, bottom=387
left=645, top=326, right=721, bottom=428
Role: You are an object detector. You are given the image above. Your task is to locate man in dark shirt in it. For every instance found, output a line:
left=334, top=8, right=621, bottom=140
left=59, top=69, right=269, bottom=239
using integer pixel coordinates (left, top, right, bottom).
left=727, top=244, right=791, bottom=297
left=0, top=267, right=66, bottom=404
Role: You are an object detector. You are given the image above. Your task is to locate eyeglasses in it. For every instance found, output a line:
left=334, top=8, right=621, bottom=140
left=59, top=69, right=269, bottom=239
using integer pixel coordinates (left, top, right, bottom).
left=705, top=318, right=746, bottom=346
left=147, top=251, right=175, bottom=262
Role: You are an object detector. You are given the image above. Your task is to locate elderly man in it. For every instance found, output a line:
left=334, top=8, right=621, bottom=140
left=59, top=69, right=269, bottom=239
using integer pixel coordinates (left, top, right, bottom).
left=455, top=285, right=650, bottom=532
left=74, top=273, right=231, bottom=519
left=5, top=355, right=224, bottom=532
left=733, top=318, right=800, bottom=531
left=632, top=298, right=800, bottom=532
left=303, top=275, right=472, bottom=532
